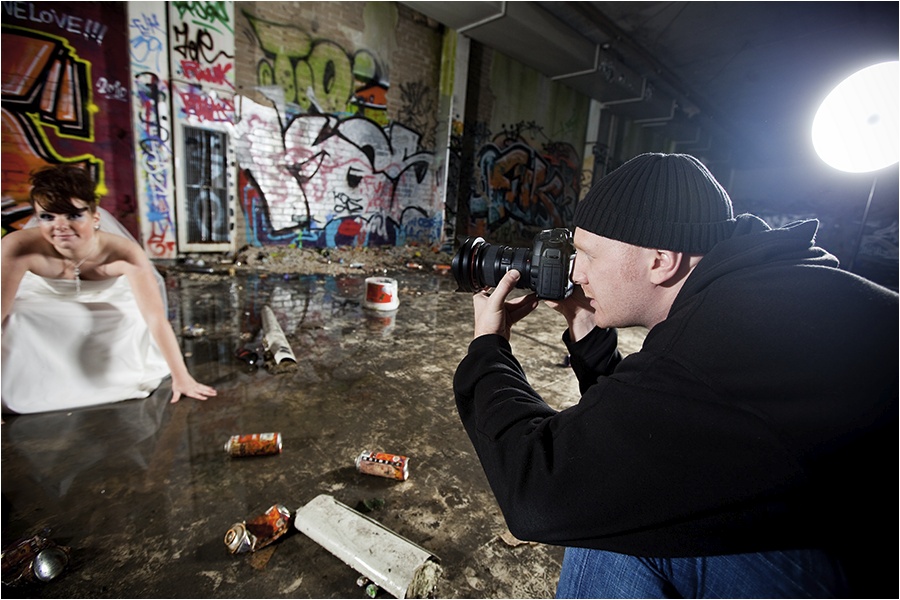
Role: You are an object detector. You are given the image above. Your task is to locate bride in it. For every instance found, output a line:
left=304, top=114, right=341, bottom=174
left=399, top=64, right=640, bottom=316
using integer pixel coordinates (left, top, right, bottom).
left=1, top=164, right=216, bottom=414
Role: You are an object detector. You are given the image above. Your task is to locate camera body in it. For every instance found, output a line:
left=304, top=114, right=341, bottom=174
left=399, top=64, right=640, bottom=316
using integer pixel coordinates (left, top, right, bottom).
left=451, top=227, right=575, bottom=300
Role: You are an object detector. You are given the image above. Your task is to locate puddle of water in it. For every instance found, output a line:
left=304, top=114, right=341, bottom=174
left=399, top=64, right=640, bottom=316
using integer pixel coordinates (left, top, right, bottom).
left=1, top=269, right=564, bottom=599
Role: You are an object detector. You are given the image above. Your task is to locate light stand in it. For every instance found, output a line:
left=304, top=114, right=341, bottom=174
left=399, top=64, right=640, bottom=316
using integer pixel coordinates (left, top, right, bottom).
left=812, top=61, right=898, bottom=273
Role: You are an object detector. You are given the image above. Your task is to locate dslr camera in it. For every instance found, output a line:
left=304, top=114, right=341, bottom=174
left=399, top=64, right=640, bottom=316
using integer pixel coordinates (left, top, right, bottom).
left=451, top=228, right=575, bottom=300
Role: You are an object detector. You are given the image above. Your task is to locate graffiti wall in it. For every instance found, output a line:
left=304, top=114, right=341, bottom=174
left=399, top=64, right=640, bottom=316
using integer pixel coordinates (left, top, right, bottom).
left=129, top=1, right=176, bottom=258
left=1, top=1, right=138, bottom=236
left=232, top=3, right=443, bottom=249
left=462, top=50, right=589, bottom=246
left=168, top=1, right=236, bottom=252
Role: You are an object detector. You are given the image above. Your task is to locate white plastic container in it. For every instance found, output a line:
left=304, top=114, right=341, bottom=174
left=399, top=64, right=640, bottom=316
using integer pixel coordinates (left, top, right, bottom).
left=363, top=277, right=399, bottom=311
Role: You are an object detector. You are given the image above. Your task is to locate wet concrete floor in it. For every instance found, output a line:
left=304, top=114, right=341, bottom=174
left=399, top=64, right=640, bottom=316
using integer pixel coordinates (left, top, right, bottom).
left=1, top=268, right=646, bottom=599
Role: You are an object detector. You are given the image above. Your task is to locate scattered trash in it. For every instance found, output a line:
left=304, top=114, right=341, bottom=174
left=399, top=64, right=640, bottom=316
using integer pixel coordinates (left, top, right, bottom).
left=248, top=545, right=278, bottom=571
left=182, top=258, right=215, bottom=274
left=355, top=451, right=409, bottom=481
left=432, top=264, right=451, bottom=275
left=498, top=529, right=538, bottom=547
left=234, top=347, right=260, bottom=366
left=182, top=324, right=206, bottom=337
left=364, top=277, right=399, bottom=311
left=406, top=262, right=422, bottom=270
left=349, top=262, right=365, bottom=269
left=261, top=306, right=297, bottom=366
left=355, top=497, right=386, bottom=513
left=357, top=577, right=381, bottom=599
left=1, top=530, right=71, bottom=586
left=225, top=433, right=283, bottom=458
left=294, top=494, right=442, bottom=599
left=225, top=504, right=292, bottom=554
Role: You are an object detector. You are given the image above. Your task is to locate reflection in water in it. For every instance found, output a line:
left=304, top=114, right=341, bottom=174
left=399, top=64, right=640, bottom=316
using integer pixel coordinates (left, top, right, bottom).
left=3, top=387, right=171, bottom=499
left=170, top=274, right=379, bottom=376
left=1, top=270, right=464, bottom=596
left=3, top=274, right=410, bottom=500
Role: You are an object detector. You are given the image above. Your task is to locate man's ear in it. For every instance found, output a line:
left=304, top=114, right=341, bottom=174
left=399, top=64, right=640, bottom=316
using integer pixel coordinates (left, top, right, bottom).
left=648, top=249, right=685, bottom=285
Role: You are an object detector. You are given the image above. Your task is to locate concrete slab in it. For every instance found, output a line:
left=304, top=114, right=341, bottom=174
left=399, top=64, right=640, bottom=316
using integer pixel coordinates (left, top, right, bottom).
left=1, top=269, right=646, bottom=598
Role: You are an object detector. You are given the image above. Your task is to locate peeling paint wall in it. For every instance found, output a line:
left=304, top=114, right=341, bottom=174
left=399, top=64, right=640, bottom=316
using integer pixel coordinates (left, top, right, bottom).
left=1, top=1, right=138, bottom=236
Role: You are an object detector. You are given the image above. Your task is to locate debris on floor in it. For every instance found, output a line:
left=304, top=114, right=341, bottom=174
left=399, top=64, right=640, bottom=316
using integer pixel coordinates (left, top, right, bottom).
left=355, top=451, right=410, bottom=481
left=355, top=497, right=387, bottom=513
left=294, top=494, right=442, bottom=599
left=1, top=530, right=71, bottom=586
left=224, top=504, right=292, bottom=554
left=224, top=432, right=283, bottom=458
left=262, top=305, right=298, bottom=369
left=498, top=528, right=538, bottom=548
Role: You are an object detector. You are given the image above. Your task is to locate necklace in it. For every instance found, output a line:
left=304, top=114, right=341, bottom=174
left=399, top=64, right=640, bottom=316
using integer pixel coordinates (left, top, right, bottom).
left=64, top=238, right=99, bottom=294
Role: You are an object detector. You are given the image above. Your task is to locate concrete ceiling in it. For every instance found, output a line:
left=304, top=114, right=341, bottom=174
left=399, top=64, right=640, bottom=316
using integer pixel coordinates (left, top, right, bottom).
left=400, top=1, right=899, bottom=173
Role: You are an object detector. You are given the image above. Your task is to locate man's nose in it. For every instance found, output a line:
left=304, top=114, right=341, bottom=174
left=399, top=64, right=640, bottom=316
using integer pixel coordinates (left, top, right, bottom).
left=570, top=254, right=586, bottom=284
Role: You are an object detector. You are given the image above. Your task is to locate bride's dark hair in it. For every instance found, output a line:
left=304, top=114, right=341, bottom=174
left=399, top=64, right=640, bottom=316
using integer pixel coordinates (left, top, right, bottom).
left=28, top=164, right=98, bottom=215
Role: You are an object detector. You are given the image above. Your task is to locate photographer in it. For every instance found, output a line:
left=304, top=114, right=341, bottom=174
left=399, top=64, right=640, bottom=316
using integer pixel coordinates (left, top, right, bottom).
left=453, top=153, right=897, bottom=598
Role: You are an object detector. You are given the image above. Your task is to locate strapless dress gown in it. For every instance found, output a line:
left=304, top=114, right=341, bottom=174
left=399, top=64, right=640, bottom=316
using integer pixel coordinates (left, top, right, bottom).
left=2, top=271, right=170, bottom=414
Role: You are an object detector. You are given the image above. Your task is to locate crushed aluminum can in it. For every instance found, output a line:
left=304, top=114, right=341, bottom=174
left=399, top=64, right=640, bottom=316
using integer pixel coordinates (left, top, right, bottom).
left=224, top=504, right=292, bottom=554
left=355, top=451, right=410, bottom=481
left=182, top=324, right=206, bottom=337
left=234, top=347, right=260, bottom=366
left=224, top=522, right=254, bottom=554
left=225, top=433, right=283, bottom=457
left=1, top=531, right=71, bottom=586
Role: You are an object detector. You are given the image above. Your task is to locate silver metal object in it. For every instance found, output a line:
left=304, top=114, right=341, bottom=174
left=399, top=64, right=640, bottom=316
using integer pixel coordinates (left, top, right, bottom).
left=33, top=547, right=69, bottom=582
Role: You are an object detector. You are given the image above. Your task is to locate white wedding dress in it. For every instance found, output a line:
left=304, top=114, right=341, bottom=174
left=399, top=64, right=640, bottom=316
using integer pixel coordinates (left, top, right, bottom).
left=1, top=209, right=171, bottom=414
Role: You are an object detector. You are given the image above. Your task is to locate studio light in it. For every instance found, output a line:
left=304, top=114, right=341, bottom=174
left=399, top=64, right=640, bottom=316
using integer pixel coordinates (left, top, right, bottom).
left=812, top=61, right=899, bottom=272
left=812, top=61, right=899, bottom=173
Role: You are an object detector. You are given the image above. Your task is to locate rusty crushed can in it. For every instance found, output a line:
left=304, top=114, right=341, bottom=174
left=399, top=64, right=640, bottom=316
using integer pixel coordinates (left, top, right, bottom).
left=224, top=504, right=292, bottom=554
left=355, top=450, right=410, bottom=481
left=224, top=432, right=282, bottom=457
left=1, top=531, right=70, bottom=586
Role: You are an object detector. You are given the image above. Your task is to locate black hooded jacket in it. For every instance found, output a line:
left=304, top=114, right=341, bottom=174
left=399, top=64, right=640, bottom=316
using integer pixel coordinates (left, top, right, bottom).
left=454, top=215, right=898, bottom=594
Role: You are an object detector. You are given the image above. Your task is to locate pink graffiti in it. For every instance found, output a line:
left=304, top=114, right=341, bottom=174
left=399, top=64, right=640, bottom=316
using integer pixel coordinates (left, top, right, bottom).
left=177, top=88, right=233, bottom=122
left=179, top=60, right=233, bottom=89
left=233, top=99, right=436, bottom=236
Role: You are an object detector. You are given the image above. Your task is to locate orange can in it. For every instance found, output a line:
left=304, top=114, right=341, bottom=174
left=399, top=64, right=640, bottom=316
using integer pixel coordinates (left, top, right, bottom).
left=355, top=450, right=409, bottom=481
left=224, top=433, right=283, bottom=457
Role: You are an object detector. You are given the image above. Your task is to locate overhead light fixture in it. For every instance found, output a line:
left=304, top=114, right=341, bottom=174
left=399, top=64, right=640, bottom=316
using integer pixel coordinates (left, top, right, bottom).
left=811, top=61, right=899, bottom=272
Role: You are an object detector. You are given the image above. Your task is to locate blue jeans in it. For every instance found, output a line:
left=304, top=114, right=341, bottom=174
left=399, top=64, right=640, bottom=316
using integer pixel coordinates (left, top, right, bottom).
left=556, top=547, right=849, bottom=598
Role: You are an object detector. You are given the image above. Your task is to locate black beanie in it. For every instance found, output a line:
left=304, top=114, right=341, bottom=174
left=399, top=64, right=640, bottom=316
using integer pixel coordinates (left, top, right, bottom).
left=575, top=153, right=737, bottom=253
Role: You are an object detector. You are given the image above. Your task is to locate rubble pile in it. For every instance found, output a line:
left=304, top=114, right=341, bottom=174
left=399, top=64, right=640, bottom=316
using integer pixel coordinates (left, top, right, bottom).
left=236, top=244, right=453, bottom=276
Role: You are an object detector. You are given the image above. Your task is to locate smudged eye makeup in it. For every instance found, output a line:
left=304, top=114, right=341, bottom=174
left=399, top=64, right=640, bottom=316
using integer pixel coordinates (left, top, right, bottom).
left=38, top=210, right=87, bottom=222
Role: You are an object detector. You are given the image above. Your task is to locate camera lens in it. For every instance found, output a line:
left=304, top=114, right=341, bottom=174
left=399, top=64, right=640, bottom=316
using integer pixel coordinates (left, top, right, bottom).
left=452, top=228, right=574, bottom=300
left=451, top=236, right=484, bottom=292
left=478, top=244, right=532, bottom=289
left=451, top=237, right=532, bottom=292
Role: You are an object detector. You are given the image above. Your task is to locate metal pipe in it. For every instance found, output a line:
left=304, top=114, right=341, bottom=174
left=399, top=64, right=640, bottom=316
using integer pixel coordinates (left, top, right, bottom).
left=848, top=176, right=878, bottom=272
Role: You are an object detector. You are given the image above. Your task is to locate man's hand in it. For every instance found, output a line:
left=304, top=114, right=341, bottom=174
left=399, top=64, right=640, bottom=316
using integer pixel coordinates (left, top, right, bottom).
left=544, top=285, right=596, bottom=342
left=472, top=269, right=539, bottom=340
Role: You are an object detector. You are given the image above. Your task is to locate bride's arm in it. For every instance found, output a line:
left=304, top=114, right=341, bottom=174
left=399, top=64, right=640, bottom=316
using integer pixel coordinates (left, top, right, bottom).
left=1, top=231, right=33, bottom=326
left=121, top=243, right=217, bottom=403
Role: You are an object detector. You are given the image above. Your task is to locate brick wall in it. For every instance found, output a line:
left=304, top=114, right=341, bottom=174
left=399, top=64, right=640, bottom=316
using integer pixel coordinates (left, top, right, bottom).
left=232, top=1, right=445, bottom=249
